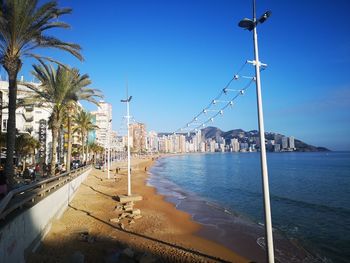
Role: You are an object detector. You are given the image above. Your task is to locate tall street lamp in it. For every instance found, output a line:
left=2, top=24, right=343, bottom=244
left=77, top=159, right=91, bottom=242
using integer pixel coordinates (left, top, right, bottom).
left=107, top=118, right=112, bottom=179
left=238, top=1, right=274, bottom=262
left=121, top=95, right=132, bottom=196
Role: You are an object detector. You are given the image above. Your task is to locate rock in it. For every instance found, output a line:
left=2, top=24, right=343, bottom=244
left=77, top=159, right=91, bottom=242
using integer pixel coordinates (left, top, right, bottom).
left=133, top=215, right=143, bottom=220
left=122, top=247, right=134, bottom=258
left=123, top=206, right=133, bottom=212
left=110, top=218, right=120, bottom=223
left=139, top=252, right=158, bottom=263
left=73, top=227, right=89, bottom=235
left=119, top=223, right=125, bottom=230
left=131, top=209, right=141, bottom=216
left=115, top=205, right=123, bottom=211
left=119, top=213, right=129, bottom=219
left=69, top=251, right=84, bottom=263
left=129, top=220, right=135, bottom=224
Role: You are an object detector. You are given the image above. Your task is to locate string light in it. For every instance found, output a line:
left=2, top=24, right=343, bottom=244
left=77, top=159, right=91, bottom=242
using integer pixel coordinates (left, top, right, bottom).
left=174, top=60, right=256, bottom=135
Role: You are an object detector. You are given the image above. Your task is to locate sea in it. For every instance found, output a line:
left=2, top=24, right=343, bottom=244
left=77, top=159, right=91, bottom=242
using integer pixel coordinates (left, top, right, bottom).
left=147, top=152, right=350, bottom=263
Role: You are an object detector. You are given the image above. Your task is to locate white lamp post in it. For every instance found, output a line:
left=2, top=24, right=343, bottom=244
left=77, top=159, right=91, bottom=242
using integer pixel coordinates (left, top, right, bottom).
left=238, top=1, right=274, bottom=262
left=121, top=95, right=132, bottom=196
left=107, top=118, right=112, bottom=179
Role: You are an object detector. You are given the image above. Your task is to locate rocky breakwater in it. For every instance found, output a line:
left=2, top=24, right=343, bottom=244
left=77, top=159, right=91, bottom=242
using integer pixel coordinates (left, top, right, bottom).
left=111, top=194, right=143, bottom=230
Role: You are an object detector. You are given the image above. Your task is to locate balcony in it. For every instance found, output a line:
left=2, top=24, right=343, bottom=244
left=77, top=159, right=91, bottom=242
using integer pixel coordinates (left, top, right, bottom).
left=24, top=105, right=34, bottom=112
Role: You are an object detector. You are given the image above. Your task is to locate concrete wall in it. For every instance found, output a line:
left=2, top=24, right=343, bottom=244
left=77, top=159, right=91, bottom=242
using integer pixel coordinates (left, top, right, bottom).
left=0, top=168, right=91, bottom=263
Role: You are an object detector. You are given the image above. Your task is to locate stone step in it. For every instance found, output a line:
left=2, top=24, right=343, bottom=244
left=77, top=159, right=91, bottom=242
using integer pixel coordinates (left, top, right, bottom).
left=116, top=194, right=143, bottom=203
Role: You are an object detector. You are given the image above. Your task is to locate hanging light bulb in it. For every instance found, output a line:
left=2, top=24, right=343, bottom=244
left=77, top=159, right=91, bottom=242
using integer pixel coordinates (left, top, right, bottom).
left=212, top=99, right=216, bottom=104
left=220, top=110, right=224, bottom=115
left=210, top=117, right=214, bottom=122
left=234, top=74, right=239, bottom=80
left=229, top=101, right=234, bottom=106
left=240, top=90, right=245, bottom=95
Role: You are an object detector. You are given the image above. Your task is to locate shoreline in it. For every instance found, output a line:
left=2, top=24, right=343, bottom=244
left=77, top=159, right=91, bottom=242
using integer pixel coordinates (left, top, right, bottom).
left=28, top=156, right=250, bottom=262
left=130, top=156, right=251, bottom=262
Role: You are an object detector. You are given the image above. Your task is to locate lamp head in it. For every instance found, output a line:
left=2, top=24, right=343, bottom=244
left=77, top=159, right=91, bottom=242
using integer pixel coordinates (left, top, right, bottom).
left=238, top=18, right=255, bottom=31
left=258, top=10, right=272, bottom=24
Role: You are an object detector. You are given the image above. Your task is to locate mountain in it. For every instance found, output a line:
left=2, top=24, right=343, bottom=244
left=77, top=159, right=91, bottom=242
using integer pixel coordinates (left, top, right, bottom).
left=201, top=127, right=224, bottom=141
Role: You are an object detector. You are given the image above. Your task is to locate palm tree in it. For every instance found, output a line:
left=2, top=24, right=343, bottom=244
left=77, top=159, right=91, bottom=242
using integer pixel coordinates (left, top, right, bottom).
left=15, top=134, right=40, bottom=171
left=25, top=62, right=101, bottom=175
left=89, top=142, right=104, bottom=164
left=73, top=110, right=98, bottom=163
left=0, top=0, right=82, bottom=185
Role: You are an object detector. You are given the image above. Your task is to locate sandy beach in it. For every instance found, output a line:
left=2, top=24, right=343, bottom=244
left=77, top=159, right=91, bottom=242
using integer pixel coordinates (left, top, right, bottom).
left=27, top=157, right=252, bottom=263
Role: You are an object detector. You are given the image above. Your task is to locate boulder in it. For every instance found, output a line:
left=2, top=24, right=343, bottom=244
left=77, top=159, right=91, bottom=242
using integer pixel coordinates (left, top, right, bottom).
left=132, top=215, right=142, bottom=220
left=110, top=218, right=120, bottom=223
left=131, top=209, right=141, bottom=216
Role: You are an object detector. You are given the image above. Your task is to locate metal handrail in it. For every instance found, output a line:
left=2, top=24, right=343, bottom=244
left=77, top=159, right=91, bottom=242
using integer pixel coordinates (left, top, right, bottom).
left=0, top=165, right=91, bottom=220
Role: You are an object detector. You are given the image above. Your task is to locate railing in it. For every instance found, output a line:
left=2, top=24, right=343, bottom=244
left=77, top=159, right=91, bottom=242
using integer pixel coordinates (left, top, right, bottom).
left=0, top=165, right=91, bottom=220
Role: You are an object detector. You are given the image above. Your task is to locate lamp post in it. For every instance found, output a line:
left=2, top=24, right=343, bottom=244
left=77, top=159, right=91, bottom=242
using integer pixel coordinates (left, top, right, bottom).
left=238, top=1, right=274, bottom=262
left=107, top=118, right=112, bottom=179
left=121, top=95, right=132, bottom=196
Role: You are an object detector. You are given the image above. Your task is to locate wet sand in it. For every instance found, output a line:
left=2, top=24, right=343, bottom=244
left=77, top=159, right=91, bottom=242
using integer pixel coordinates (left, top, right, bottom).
left=27, top=157, right=251, bottom=262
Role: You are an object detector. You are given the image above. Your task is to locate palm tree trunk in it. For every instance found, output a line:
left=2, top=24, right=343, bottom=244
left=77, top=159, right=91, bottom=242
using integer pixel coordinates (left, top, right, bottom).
left=66, top=112, right=72, bottom=173
left=5, top=66, right=21, bottom=187
left=81, top=134, right=85, bottom=162
left=32, top=150, right=35, bottom=165
left=51, top=124, right=59, bottom=176
left=85, top=137, right=89, bottom=163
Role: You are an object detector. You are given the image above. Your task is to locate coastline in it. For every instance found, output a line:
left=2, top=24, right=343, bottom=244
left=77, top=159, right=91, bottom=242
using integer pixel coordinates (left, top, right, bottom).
left=27, top=156, right=250, bottom=262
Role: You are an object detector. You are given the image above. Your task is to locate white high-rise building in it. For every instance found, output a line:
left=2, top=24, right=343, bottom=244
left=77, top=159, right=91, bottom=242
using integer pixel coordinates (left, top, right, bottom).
left=0, top=80, right=53, bottom=163
left=281, top=136, right=288, bottom=149
left=146, top=131, right=158, bottom=152
left=289, top=136, right=295, bottom=149
left=91, top=101, right=112, bottom=148
left=231, top=138, right=240, bottom=152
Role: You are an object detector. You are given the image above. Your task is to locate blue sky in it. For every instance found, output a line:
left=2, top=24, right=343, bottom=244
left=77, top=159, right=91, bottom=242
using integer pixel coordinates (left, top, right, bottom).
left=4, top=0, right=350, bottom=150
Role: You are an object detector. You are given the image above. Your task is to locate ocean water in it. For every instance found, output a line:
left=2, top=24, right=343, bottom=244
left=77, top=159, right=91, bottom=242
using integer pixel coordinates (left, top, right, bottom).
left=148, top=152, right=350, bottom=263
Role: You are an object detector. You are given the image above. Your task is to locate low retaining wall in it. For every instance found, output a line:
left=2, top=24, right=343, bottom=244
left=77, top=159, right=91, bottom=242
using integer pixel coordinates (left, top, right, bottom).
left=0, top=168, right=91, bottom=263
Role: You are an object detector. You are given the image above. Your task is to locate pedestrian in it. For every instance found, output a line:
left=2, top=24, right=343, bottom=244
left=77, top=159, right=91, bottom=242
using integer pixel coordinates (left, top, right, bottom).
left=35, top=164, right=41, bottom=179
left=57, top=163, right=62, bottom=174
left=61, top=164, right=66, bottom=173
left=42, top=163, right=47, bottom=177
